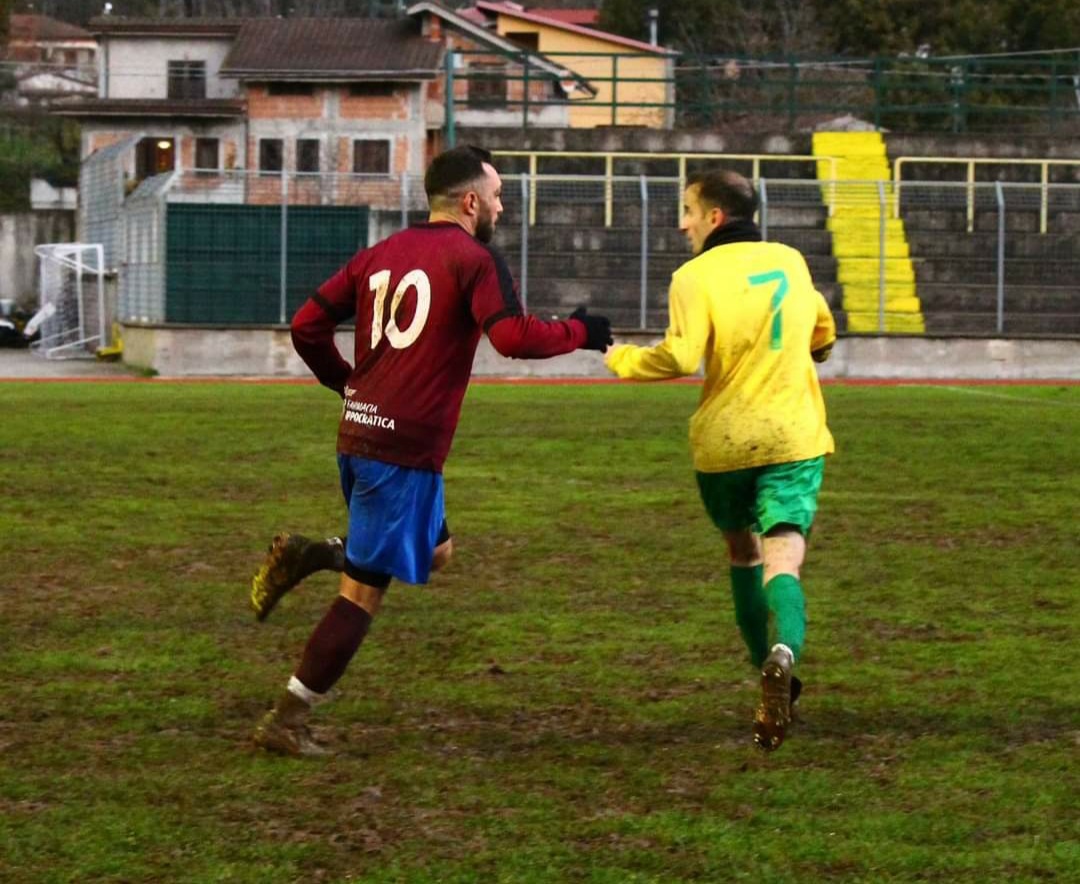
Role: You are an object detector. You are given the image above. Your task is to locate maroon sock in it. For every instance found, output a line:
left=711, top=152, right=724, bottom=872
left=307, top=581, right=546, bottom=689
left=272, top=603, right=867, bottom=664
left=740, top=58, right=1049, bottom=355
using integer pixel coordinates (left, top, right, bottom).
left=294, top=596, right=373, bottom=695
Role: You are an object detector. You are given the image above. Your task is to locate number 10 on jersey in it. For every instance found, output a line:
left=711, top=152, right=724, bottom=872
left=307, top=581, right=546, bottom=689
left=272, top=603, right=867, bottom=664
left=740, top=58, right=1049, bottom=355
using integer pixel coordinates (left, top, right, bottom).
left=369, top=268, right=431, bottom=349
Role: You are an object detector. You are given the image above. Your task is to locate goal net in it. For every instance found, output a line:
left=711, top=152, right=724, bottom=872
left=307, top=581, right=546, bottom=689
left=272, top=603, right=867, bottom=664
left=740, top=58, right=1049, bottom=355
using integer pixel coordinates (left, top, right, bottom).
left=30, top=243, right=106, bottom=360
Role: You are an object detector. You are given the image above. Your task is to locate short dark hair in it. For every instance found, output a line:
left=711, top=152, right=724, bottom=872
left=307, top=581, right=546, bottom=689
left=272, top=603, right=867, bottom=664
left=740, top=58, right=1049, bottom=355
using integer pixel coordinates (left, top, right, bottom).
left=424, top=145, right=494, bottom=201
left=687, top=168, right=759, bottom=220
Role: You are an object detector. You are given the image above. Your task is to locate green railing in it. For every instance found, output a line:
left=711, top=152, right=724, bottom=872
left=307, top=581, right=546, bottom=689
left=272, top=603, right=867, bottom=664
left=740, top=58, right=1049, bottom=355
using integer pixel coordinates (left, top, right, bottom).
left=445, top=49, right=1080, bottom=138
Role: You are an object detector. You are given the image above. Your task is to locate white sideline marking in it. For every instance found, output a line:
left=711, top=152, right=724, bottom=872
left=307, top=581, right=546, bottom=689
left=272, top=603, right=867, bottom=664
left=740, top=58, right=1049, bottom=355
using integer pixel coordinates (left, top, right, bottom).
left=935, top=385, right=1080, bottom=409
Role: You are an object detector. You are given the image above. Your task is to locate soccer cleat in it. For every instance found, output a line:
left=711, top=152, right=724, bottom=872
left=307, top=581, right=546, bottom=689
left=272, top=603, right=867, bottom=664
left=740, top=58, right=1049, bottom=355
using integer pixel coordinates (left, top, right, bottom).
left=250, top=533, right=344, bottom=621
left=252, top=691, right=330, bottom=758
left=790, top=675, right=803, bottom=713
left=753, top=647, right=794, bottom=752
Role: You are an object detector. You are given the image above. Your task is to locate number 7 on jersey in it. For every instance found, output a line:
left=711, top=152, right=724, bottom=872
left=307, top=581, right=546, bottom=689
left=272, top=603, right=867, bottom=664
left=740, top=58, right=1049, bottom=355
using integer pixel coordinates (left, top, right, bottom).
left=748, top=269, right=789, bottom=350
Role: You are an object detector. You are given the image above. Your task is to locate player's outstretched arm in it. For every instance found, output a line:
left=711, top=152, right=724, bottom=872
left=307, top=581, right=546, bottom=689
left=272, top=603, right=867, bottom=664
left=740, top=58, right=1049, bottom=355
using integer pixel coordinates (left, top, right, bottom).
left=568, top=307, right=613, bottom=351
left=486, top=308, right=611, bottom=359
left=291, top=294, right=353, bottom=396
left=606, top=276, right=706, bottom=380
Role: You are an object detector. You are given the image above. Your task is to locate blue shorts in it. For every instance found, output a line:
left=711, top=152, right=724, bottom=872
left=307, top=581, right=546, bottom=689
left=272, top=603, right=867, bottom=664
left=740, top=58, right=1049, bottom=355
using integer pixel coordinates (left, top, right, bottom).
left=337, top=454, right=445, bottom=586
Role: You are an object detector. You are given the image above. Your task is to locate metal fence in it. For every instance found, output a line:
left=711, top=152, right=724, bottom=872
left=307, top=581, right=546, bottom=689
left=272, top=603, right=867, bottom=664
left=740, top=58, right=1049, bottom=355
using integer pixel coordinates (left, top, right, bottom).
left=447, top=50, right=1080, bottom=136
left=111, top=169, right=1080, bottom=337
left=79, top=134, right=139, bottom=271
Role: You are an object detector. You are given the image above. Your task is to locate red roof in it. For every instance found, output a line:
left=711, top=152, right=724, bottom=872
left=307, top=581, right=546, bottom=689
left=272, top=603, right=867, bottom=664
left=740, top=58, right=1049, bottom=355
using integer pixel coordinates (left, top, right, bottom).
left=10, top=14, right=94, bottom=43
left=474, top=2, right=674, bottom=55
left=528, top=9, right=600, bottom=27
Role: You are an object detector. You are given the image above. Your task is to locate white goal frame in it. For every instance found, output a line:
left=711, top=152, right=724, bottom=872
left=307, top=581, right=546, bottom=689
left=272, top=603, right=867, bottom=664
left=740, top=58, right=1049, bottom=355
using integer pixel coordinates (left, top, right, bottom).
left=31, top=243, right=106, bottom=360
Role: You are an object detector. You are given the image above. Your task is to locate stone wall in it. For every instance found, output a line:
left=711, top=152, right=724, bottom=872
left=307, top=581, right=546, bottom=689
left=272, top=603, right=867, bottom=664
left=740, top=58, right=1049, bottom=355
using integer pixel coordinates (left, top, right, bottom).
left=119, top=324, right=1080, bottom=381
left=0, top=211, right=76, bottom=305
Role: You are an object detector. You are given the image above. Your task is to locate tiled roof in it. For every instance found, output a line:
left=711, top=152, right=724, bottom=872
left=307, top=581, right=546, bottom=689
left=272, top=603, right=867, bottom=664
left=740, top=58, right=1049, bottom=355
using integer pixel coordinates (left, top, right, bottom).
left=524, top=0, right=601, bottom=8
left=52, top=98, right=246, bottom=118
left=475, top=1, right=677, bottom=54
left=10, top=14, right=95, bottom=42
left=527, top=9, right=600, bottom=26
left=87, top=17, right=243, bottom=37
left=222, top=18, right=443, bottom=79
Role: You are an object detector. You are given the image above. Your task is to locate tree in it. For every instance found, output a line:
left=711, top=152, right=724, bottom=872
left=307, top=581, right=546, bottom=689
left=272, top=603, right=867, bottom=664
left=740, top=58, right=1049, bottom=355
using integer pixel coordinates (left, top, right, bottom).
left=600, top=0, right=826, bottom=57
left=1004, top=1, right=1080, bottom=51
left=815, top=0, right=1009, bottom=56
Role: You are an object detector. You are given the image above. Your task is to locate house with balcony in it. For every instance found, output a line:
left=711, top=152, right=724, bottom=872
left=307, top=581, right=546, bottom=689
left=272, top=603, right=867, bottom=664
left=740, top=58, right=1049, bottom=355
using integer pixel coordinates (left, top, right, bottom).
left=54, top=6, right=676, bottom=188
left=55, top=16, right=446, bottom=185
left=453, top=1, right=677, bottom=128
left=4, top=14, right=98, bottom=105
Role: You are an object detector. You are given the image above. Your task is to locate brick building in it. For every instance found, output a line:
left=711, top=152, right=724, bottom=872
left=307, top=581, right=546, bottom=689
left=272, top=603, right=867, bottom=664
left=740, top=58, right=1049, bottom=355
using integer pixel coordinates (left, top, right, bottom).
left=54, top=8, right=674, bottom=187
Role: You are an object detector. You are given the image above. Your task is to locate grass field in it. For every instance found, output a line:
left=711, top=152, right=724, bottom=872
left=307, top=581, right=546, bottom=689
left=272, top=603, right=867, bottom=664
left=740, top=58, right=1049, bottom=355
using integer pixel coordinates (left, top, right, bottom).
left=1, top=379, right=1077, bottom=883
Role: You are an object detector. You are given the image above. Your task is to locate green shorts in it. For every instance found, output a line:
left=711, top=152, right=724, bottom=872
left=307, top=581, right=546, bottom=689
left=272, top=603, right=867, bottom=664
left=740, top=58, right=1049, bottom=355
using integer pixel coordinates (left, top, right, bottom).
left=695, top=456, right=825, bottom=536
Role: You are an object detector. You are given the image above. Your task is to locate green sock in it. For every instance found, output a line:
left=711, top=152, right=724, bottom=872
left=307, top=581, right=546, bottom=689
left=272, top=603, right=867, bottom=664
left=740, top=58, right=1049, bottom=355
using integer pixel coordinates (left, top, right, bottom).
left=765, top=573, right=806, bottom=662
left=730, top=564, right=769, bottom=668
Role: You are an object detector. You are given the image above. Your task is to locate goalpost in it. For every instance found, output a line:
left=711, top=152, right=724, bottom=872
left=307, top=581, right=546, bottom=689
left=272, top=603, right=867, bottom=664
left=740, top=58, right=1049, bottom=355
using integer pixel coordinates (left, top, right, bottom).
left=30, top=243, right=107, bottom=360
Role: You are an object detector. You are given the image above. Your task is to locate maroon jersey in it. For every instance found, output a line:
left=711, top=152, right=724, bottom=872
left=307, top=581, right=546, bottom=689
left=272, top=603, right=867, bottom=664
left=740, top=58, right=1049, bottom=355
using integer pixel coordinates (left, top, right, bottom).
left=291, top=221, right=587, bottom=472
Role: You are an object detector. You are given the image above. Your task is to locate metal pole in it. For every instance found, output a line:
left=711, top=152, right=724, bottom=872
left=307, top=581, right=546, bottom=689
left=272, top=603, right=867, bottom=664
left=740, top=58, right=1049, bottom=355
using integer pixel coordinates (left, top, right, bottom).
left=94, top=244, right=105, bottom=348
left=1040, top=163, right=1049, bottom=234
left=520, top=173, right=529, bottom=310
left=639, top=173, right=648, bottom=330
left=759, top=178, right=768, bottom=241
left=877, top=179, right=886, bottom=333
left=611, top=54, right=619, bottom=126
left=786, top=57, right=797, bottom=130
left=966, top=161, right=975, bottom=233
left=75, top=244, right=86, bottom=342
left=604, top=154, right=613, bottom=228
left=445, top=51, right=456, bottom=148
left=873, top=57, right=883, bottom=130
left=677, top=155, right=686, bottom=221
left=528, top=154, right=537, bottom=227
left=522, top=53, right=530, bottom=131
left=995, top=181, right=1005, bottom=335
left=279, top=169, right=288, bottom=324
left=400, top=171, right=408, bottom=230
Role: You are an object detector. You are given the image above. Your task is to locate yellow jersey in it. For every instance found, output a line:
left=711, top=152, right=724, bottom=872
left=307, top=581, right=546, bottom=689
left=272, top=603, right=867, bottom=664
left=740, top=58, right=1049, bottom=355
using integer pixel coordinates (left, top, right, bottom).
left=606, top=239, right=836, bottom=473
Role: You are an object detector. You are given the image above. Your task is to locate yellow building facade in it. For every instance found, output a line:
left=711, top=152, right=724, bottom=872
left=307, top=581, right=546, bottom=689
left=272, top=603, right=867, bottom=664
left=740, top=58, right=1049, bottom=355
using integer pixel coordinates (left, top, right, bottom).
left=478, top=2, right=676, bottom=128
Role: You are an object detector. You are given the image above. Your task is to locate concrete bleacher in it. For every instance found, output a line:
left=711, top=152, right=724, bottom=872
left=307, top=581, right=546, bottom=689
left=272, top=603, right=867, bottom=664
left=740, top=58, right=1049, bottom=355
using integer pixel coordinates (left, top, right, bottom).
left=475, top=135, right=1080, bottom=343
left=900, top=203, right=1080, bottom=335
left=494, top=176, right=843, bottom=331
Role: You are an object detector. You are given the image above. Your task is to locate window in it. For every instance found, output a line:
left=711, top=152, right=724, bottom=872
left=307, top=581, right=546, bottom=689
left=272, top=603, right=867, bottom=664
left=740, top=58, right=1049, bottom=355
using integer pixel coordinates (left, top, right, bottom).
left=467, top=63, right=507, bottom=108
left=195, top=138, right=219, bottom=173
left=505, top=32, right=539, bottom=51
left=349, top=83, right=394, bottom=97
left=296, top=139, right=320, bottom=174
left=135, top=136, right=174, bottom=180
left=268, top=82, right=315, bottom=96
left=353, top=140, right=390, bottom=175
left=259, top=138, right=284, bottom=175
left=167, top=60, right=206, bottom=100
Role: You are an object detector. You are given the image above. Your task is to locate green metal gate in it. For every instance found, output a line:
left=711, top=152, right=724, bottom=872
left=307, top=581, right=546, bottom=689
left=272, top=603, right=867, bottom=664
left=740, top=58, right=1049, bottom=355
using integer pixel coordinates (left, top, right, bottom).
left=165, top=204, right=369, bottom=324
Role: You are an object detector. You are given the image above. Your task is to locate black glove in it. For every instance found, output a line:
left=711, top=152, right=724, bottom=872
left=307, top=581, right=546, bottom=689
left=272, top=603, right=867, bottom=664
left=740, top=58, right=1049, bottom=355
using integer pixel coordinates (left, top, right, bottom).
left=811, top=343, right=833, bottom=364
left=569, top=307, right=613, bottom=352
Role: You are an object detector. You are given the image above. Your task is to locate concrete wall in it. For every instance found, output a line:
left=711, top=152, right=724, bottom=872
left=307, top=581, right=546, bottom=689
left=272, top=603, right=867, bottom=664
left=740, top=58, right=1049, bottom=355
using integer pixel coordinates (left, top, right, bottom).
left=462, top=128, right=1080, bottom=166
left=120, top=324, right=1080, bottom=380
left=102, top=36, right=238, bottom=99
left=0, top=211, right=77, bottom=304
